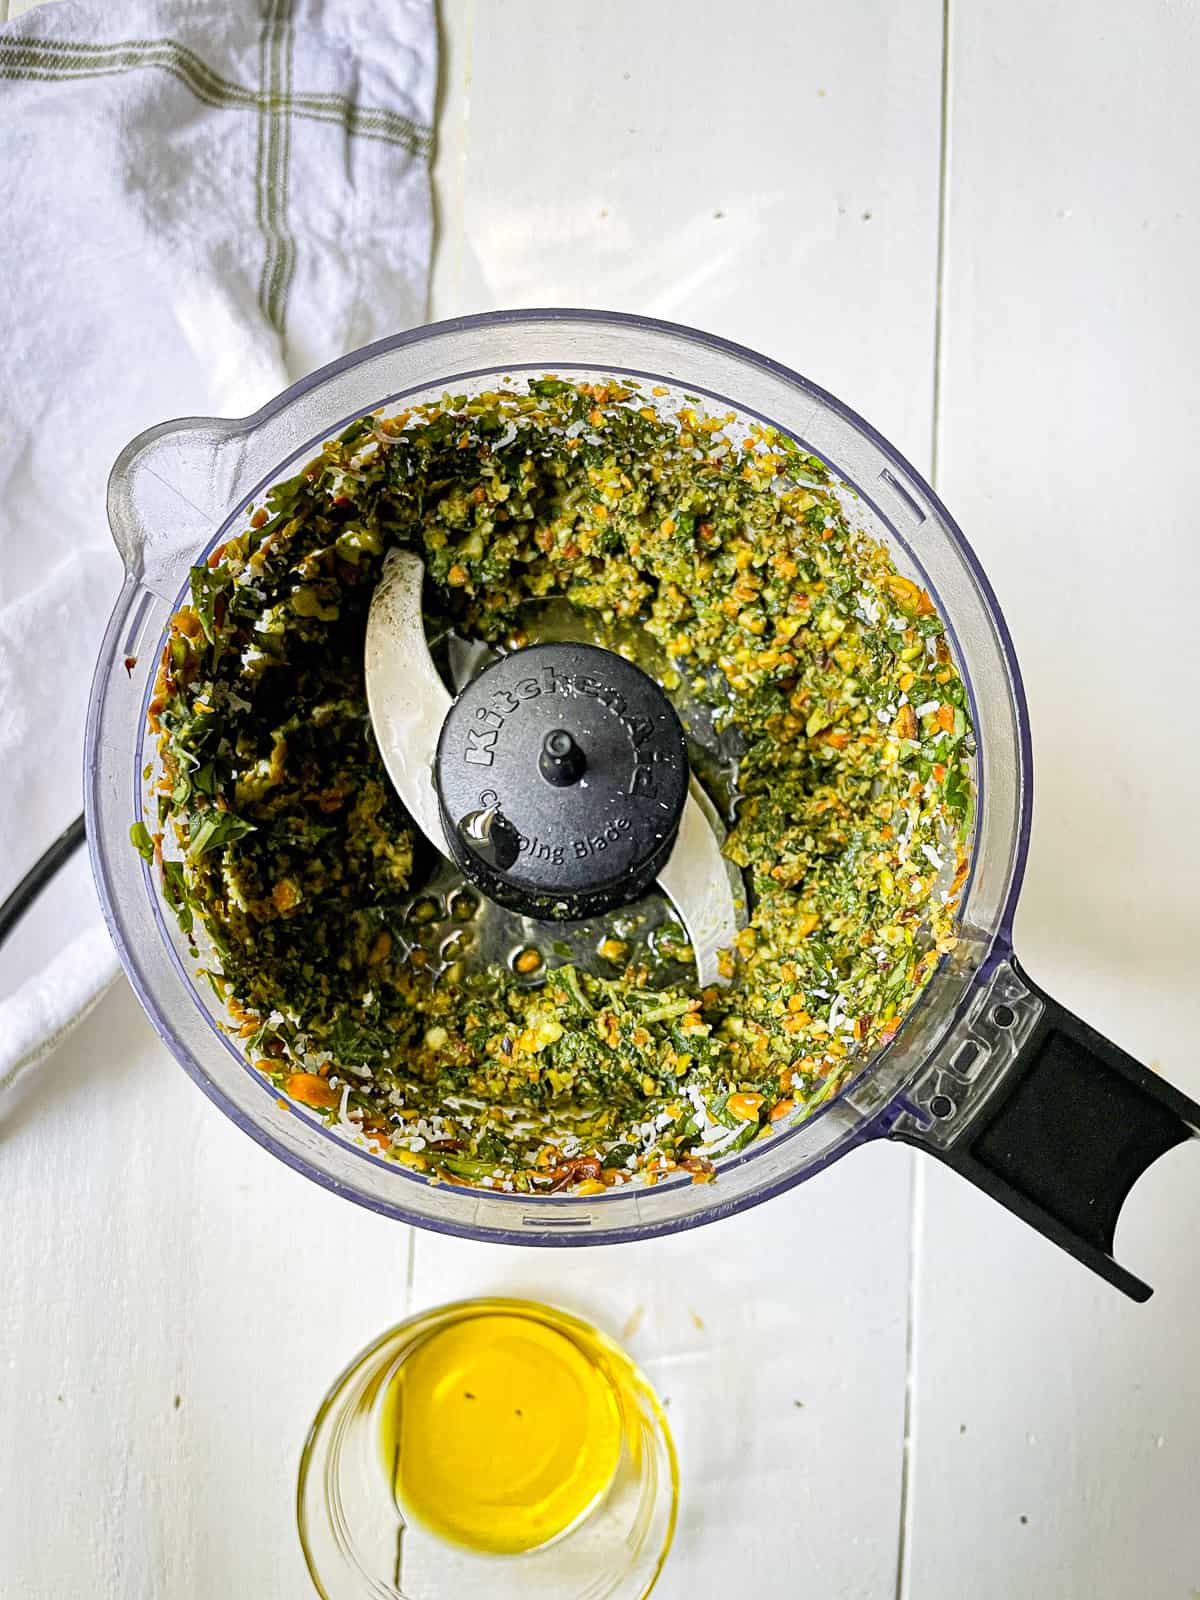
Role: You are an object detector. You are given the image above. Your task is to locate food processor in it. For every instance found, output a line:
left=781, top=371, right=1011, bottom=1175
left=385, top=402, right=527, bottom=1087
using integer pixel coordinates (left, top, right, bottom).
left=84, top=310, right=1200, bottom=1301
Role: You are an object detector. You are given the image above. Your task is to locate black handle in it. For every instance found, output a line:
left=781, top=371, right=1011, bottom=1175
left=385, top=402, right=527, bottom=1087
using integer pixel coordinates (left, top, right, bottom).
left=891, top=958, right=1200, bottom=1301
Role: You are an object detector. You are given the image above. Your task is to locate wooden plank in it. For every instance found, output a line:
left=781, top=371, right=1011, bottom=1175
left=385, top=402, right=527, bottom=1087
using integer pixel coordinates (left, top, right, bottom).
left=406, top=1146, right=917, bottom=1600
left=0, top=987, right=419, bottom=1596
left=428, top=0, right=944, bottom=471
left=419, top=4, right=948, bottom=1596
left=906, top=2, right=1200, bottom=1594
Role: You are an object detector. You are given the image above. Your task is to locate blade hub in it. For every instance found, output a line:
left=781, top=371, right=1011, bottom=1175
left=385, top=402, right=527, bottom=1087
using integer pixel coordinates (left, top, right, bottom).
left=434, top=642, right=689, bottom=921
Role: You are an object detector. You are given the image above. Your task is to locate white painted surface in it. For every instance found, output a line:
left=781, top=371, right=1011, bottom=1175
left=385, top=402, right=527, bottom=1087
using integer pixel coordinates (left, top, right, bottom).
left=2, top=2, right=1199, bottom=1598
left=0, top=992, right=413, bottom=1598
left=904, top=4, right=1200, bottom=1596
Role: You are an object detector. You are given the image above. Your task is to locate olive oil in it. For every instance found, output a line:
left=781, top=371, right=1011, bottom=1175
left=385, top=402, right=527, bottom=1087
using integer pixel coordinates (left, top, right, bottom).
left=379, top=1308, right=624, bottom=1555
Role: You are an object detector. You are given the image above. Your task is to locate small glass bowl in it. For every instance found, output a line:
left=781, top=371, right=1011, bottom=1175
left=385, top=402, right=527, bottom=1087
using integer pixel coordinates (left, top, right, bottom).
left=297, top=1297, right=678, bottom=1599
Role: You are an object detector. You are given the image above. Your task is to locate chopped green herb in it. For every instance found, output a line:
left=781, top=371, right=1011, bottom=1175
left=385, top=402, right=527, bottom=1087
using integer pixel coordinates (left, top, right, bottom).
left=186, top=811, right=256, bottom=860
left=140, top=378, right=971, bottom=1192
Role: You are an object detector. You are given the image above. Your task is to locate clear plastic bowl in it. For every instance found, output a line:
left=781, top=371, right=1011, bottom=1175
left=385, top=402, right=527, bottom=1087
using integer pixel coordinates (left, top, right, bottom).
left=85, top=310, right=1032, bottom=1246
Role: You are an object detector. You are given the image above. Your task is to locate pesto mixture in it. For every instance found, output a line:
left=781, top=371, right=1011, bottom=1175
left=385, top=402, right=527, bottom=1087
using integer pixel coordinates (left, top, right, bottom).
left=136, top=379, right=972, bottom=1192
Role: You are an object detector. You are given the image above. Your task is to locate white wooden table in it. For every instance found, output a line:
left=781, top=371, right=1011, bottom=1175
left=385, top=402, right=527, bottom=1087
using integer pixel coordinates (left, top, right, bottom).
left=3, top=2, right=1200, bottom=1595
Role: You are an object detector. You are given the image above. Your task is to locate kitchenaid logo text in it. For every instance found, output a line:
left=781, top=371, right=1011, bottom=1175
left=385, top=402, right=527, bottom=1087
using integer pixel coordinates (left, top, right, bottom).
left=464, top=661, right=662, bottom=796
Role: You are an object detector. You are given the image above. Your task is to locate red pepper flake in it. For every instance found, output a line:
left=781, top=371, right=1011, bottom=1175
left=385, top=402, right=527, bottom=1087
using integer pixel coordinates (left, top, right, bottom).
left=548, top=1156, right=603, bottom=1192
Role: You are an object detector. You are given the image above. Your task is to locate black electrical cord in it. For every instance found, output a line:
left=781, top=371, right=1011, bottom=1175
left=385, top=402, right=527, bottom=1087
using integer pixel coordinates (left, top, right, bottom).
left=0, top=813, right=87, bottom=954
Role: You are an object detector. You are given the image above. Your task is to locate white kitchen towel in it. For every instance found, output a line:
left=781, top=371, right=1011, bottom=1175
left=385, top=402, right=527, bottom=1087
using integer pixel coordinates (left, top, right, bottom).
left=0, top=0, right=437, bottom=1102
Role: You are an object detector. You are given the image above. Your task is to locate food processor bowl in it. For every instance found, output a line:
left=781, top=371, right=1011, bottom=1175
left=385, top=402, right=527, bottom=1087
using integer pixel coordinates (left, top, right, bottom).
left=86, top=311, right=1200, bottom=1298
